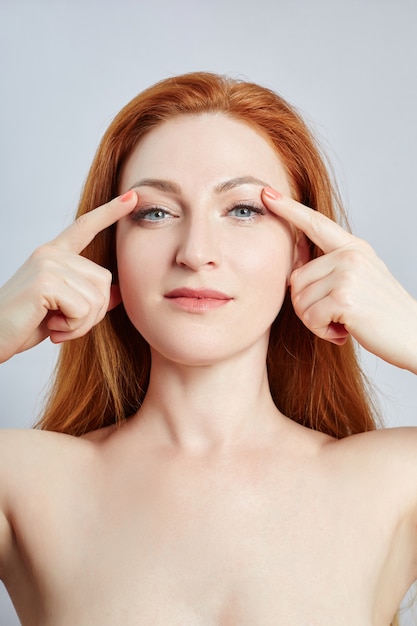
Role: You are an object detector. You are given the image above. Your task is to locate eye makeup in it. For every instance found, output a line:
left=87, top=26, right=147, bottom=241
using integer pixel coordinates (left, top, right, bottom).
left=131, top=207, right=173, bottom=221
left=226, top=201, right=267, bottom=223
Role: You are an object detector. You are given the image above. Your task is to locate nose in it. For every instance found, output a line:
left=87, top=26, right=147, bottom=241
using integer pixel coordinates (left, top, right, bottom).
left=175, top=213, right=222, bottom=271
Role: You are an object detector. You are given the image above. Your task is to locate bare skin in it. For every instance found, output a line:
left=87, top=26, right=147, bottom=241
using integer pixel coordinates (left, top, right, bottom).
left=1, top=417, right=417, bottom=626
left=1, top=115, right=417, bottom=625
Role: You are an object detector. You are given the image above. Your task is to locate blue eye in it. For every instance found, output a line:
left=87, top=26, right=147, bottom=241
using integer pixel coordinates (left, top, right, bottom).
left=228, top=203, right=266, bottom=221
left=230, top=206, right=256, bottom=218
left=132, top=207, right=172, bottom=222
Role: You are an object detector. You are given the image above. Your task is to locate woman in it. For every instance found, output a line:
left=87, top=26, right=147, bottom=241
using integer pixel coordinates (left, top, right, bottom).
left=0, top=72, right=416, bottom=626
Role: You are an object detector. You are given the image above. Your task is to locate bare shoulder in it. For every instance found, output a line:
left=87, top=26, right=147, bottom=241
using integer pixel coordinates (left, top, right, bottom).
left=332, top=425, right=417, bottom=471
left=0, top=427, right=91, bottom=477
left=325, top=426, right=417, bottom=517
left=0, top=428, right=94, bottom=512
left=0, top=426, right=108, bottom=505
left=0, top=428, right=95, bottom=573
left=0, top=423, right=121, bottom=506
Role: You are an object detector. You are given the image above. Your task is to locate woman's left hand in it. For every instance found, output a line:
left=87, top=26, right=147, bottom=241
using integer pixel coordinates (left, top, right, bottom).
left=262, top=188, right=417, bottom=374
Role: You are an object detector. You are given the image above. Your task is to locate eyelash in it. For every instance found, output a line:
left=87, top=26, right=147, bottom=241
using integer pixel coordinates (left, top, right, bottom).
left=131, top=201, right=267, bottom=224
left=131, top=206, right=174, bottom=223
left=227, top=202, right=267, bottom=223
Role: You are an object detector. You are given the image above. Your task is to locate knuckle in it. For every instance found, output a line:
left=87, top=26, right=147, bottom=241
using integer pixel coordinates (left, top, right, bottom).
left=30, top=260, right=62, bottom=294
left=300, top=307, right=314, bottom=328
left=332, top=284, right=354, bottom=312
left=34, top=273, right=56, bottom=295
left=69, top=213, right=95, bottom=245
left=97, top=291, right=109, bottom=311
left=334, top=265, right=355, bottom=286
left=30, top=246, right=67, bottom=282
left=291, top=290, right=303, bottom=312
left=289, top=271, right=300, bottom=292
left=90, top=286, right=109, bottom=312
left=30, top=244, right=55, bottom=263
left=73, top=213, right=91, bottom=232
left=308, top=211, right=328, bottom=237
left=339, top=247, right=364, bottom=266
left=99, top=267, right=113, bottom=285
left=75, top=299, right=91, bottom=319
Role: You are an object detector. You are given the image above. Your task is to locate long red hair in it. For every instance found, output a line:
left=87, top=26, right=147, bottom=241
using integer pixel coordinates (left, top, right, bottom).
left=38, top=72, right=378, bottom=438
left=38, top=71, right=402, bottom=625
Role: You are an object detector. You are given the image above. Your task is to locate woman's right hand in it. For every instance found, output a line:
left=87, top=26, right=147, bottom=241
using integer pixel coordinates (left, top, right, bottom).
left=0, top=191, right=138, bottom=364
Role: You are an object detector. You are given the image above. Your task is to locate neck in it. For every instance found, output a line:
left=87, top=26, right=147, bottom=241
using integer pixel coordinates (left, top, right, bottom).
left=133, top=344, right=287, bottom=454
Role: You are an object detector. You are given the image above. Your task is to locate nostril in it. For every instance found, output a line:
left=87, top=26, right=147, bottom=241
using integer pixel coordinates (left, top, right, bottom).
left=175, top=230, right=221, bottom=270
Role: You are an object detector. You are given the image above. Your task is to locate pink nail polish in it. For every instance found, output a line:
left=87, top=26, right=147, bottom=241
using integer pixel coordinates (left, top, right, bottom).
left=119, top=190, right=135, bottom=202
left=263, top=187, right=282, bottom=200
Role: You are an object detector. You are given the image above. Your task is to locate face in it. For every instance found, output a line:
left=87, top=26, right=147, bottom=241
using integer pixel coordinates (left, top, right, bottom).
left=116, top=114, right=301, bottom=366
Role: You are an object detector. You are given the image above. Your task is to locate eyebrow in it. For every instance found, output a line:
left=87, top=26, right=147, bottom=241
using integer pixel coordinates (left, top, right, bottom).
left=128, top=175, right=270, bottom=194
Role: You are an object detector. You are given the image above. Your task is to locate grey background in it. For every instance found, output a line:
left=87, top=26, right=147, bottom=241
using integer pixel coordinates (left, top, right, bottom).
left=0, top=0, right=416, bottom=624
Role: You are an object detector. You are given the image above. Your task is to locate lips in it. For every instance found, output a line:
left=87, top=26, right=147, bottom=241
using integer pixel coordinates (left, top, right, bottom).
left=165, top=288, right=231, bottom=300
left=164, top=288, right=232, bottom=312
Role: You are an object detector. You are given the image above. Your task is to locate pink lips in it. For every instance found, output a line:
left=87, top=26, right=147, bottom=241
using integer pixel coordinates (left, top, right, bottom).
left=164, top=288, right=232, bottom=312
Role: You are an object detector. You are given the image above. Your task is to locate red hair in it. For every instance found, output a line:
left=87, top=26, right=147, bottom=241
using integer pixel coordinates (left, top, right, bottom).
left=38, top=71, right=402, bottom=625
left=38, top=72, right=378, bottom=439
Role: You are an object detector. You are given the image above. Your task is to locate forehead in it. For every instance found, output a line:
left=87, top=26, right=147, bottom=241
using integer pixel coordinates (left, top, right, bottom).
left=120, top=113, right=292, bottom=195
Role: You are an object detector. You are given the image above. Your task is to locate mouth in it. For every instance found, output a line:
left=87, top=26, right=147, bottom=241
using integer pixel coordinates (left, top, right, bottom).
left=164, top=288, right=232, bottom=312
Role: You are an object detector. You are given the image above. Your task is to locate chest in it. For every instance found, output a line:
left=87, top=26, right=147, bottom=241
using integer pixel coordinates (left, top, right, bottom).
left=10, top=455, right=400, bottom=625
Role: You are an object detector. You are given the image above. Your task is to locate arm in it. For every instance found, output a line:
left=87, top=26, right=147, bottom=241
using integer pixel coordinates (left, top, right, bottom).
left=0, top=191, right=138, bottom=363
left=262, top=187, right=417, bottom=374
left=0, top=192, right=137, bottom=579
left=0, top=487, right=11, bottom=580
left=0, top=430, right=25, bottom=580
left=0, top=191, right=138, bottom=573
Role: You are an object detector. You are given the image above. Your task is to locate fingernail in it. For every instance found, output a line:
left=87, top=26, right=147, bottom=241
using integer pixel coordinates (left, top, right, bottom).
left=119, top=190, right=135, bottom=202
left=263, top=187, right=282, bottom=200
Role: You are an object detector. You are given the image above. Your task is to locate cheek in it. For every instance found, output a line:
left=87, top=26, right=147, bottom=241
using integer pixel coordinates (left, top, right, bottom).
left=237, top=229, right=294, bottom=289
left=253, top=257, right=290, bottom=307
left=232, top=239, right=293, bottom=328
left=116, top=238, right=153, bottom=315
left=117, top=265, right=156, bottom=340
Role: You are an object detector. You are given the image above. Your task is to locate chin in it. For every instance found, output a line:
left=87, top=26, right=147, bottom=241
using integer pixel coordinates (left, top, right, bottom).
left=147, top=332, right=271, bottom=370
left=131, top=315, right=273, bottom=368
left=150, top=343, right=233, bottom=368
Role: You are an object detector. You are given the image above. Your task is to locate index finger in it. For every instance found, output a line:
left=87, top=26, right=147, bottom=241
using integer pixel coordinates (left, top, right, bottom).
left=51, top=190, right=138, bottom=254
left=262, top=187, right=353, bottom=253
